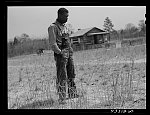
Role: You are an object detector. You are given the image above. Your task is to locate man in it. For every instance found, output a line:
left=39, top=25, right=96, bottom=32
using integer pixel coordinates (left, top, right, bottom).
left=48, top=8, right=79, bottom=103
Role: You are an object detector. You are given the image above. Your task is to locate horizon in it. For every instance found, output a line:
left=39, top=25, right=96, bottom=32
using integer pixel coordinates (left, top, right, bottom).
left=7, top=6, right=146, bottom=41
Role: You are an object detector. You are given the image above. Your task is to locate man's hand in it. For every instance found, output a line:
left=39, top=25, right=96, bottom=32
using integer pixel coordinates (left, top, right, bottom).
left=61, top=49, right=69, bottom=58
left=51, top=43, right=61, bottom=54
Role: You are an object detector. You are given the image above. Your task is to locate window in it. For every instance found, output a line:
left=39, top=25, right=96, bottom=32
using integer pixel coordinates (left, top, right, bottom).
left=72, top=37, right=80, bottom=44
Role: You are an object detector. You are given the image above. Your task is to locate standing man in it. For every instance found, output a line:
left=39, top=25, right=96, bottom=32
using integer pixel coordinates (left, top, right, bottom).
left=48, top=8, right=79, bottom=103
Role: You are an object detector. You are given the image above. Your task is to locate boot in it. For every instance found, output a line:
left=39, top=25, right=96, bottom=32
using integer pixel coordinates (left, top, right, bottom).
left=56, top=82, right=67, bottom=104
left=67, top=79, right=79, bottom=99
left=68, top=89, right=79, bottom=99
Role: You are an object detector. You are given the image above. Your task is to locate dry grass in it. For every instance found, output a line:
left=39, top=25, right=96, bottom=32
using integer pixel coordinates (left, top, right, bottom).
left=8, top=44, right=146, bottom=109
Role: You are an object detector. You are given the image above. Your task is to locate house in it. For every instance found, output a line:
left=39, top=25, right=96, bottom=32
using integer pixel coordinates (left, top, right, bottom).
left=69, top=27, right=109, bottom=51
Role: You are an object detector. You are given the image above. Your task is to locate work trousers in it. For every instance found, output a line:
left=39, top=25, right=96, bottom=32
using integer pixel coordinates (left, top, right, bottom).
left=54, top=51, right=77, bottom=99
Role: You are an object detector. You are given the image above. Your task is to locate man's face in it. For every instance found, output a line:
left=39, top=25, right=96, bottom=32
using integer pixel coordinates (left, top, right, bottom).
left=59, top=12, right=69, bottom=24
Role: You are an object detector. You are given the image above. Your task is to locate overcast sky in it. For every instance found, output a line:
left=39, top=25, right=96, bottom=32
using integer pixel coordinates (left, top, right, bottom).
left=7, top=6, right=146, bottom=41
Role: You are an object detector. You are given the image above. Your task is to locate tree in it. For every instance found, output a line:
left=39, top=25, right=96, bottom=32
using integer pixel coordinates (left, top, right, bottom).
left=117, top=29, right=124, bottom=40
left=103, top=17, right=114, bottom=41
left=138, top=20, right=146, bottom=36
left=13, top=36, right=19, bottom=45
left=21, top=33, right=29, bottom=38
left=103, top=17, right=114, bottom=32
left=124, top=23, right=138, bottom=38
left=125, top=23, right=134, bottom=30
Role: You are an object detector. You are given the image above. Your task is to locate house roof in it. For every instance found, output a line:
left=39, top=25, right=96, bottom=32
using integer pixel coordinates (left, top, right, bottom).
left=69, top=27, right=108, bottom=38
left=69, top=27, right=94, bottom=38
left=87, top=32, right=109, bottom=36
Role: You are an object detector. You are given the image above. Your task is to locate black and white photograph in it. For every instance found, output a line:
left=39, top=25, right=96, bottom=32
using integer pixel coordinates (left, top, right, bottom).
left=7, top=6, right=146, bottom=110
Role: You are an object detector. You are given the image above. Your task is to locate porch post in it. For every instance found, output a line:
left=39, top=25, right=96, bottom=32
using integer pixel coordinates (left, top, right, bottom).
left=82, top=35, right=86, bottom=50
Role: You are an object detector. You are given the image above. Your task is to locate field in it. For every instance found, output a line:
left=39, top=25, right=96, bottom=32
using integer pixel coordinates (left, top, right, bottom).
left=8, top=44, right=146, bottom=109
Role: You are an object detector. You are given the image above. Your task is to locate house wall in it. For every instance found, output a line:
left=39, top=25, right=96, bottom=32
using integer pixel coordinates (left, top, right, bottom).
left=72, top=35, right=105, bottom=51
left=84, top=36, right=94, bottom=44
left=71, top=36, right=84, bottom=51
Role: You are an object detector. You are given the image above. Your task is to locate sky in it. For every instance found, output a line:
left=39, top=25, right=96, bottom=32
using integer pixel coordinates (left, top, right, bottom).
left=7, top=6, right=146, bottom=41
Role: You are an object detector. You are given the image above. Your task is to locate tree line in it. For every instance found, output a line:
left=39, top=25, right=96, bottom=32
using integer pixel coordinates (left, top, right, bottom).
left=8, top=34, right=49, bottom=58
left=103, top=17, right=146, bottom=41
